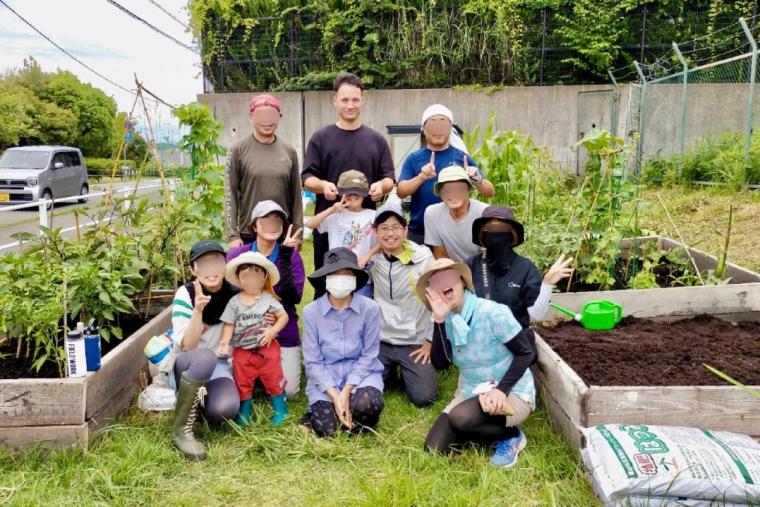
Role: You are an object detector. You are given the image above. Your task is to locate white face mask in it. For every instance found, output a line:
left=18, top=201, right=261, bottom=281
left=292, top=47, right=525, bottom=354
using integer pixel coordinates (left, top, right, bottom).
left=325, top=274, right=356, bottom=298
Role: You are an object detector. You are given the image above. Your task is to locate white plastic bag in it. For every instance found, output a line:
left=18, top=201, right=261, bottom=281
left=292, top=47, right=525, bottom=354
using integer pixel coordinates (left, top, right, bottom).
left=137, top=382, right=176, bottom=411
left=582, top=424, right=760, bottom=506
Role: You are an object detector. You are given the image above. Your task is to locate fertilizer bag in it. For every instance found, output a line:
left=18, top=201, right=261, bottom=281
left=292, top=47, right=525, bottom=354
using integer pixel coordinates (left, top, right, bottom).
left=582, top=424, right=760, bottom=505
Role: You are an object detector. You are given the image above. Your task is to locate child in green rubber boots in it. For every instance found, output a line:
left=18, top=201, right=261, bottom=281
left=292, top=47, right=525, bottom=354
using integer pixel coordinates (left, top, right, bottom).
left=218, top=251, right=289, bottom=426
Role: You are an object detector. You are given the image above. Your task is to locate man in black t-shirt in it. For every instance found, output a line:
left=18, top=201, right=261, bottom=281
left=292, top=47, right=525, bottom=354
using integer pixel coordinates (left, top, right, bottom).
left=302, top=72, right=395, bottom=293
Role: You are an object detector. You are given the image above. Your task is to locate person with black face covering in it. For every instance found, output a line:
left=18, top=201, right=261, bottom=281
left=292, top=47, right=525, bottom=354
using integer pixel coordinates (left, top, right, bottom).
left=465, top=206, right=574, bottom=329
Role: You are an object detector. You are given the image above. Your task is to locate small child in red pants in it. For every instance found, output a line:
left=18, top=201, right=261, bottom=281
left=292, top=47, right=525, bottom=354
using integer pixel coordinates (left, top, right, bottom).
left=218, top=252, right=289, bottom=426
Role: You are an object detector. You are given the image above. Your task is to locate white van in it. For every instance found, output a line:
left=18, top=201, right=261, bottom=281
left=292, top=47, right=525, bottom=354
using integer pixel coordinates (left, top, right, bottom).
left=0, top=146, right=89, bottom=207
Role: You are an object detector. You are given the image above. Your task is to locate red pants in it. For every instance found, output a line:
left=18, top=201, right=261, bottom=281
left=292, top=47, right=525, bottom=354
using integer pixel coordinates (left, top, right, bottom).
left=232, top=341, right=286, bottom=400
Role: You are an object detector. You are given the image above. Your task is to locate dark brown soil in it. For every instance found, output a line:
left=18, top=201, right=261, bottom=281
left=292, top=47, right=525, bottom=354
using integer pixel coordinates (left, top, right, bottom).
left=0, top=313, right=148, bottom=379
left=537, top=315, right=760, bottom=386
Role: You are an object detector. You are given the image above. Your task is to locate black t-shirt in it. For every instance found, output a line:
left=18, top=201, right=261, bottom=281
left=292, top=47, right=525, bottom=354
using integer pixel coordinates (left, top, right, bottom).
left=301, top=124, right=396, bottom=214
left=465, top=252, right=542, bottom=329
left=184, top=279, right=239, bottom=326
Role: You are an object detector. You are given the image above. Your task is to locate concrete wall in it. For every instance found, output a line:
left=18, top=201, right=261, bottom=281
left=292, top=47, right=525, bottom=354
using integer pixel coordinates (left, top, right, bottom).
left=640, top=83, right=754, bottom=159
left=198, top=85, right=619, bottom=170
left=198, top=92, right=305, bottom=164
left=198, top=82, right=760, bottom=174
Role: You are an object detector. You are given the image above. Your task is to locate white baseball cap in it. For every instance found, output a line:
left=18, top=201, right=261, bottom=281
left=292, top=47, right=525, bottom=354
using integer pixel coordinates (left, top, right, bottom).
left=421, top=104, right=453, bottom=126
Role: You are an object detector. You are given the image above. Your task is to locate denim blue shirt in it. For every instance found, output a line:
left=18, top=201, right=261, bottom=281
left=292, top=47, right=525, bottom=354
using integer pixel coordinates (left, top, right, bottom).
left=302, top=293, right=384, bottom=405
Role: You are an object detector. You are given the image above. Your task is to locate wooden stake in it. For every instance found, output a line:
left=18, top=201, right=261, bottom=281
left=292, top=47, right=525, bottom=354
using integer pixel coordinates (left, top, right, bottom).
left=656, top=192, right=705, bottom=285
left=74, top=211, right=81, bottom=243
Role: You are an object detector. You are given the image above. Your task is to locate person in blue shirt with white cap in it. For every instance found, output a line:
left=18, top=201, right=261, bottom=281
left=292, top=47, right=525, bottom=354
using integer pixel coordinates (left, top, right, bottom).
left=397, top=104, right=495, bottom=244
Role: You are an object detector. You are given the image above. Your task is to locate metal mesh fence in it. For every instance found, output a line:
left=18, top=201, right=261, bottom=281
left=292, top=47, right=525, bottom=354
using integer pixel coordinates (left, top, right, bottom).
left=614, top=16, right=760, bottom=186
left=201, top=3, right=739, bottom=93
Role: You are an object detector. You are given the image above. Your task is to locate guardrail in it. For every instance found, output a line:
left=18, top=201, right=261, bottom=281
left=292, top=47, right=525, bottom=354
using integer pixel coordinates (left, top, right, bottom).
left=0, top=181, right=170, bottom=252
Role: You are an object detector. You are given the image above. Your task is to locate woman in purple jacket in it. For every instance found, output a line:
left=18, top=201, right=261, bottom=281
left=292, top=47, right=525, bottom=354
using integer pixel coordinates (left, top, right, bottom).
left=227, top=200, right=305, bottom=399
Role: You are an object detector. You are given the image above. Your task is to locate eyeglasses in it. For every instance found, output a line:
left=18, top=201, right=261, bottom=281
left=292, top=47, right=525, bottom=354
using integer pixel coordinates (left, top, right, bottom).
left=377, top=225, right=405, bottom=234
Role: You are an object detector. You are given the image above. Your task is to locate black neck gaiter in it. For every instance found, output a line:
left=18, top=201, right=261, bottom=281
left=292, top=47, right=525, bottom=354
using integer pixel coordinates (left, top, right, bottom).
left=483, top=231, right=515, bottom=275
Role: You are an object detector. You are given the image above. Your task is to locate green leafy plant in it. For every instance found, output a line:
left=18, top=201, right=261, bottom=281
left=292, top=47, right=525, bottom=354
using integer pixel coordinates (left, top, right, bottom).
left=643, top=131, right=760, bottom=189
left=0, top=102, right=227, bottom=377
left=464, top=115, right=575, bottom=271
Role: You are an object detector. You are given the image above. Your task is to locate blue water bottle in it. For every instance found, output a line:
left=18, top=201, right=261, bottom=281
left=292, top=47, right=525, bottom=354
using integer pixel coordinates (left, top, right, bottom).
left=84, top=318, right=101, bottom=372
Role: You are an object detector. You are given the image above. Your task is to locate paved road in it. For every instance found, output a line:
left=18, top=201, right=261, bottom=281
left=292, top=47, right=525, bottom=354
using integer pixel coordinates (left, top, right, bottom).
left=0, top=180, right=165, bottom=252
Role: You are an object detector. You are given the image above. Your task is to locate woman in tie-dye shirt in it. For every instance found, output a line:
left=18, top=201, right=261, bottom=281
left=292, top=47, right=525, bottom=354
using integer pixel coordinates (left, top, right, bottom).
left=416, top=258, right=536, bottom=469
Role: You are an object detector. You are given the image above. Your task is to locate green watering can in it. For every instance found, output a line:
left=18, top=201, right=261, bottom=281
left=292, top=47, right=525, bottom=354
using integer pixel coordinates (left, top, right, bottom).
left=549, top=299, right=623, bottom=331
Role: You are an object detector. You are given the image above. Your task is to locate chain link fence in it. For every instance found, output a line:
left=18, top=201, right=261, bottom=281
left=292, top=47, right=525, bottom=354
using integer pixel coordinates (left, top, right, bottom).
left=611, top=16, right=760, bottom=186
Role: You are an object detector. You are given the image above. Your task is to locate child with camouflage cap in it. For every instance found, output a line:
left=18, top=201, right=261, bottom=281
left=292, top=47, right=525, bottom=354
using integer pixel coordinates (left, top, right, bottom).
left=307, top=170, right=377, bottom=296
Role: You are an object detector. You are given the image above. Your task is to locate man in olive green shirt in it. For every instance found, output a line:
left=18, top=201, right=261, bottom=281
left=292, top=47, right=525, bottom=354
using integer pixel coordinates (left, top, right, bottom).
left=225, top=93, right=303, bottom=247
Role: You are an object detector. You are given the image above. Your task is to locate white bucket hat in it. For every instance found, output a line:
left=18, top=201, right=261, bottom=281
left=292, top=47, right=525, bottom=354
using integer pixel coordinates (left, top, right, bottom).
left=225, top=251, right=280, bottom=288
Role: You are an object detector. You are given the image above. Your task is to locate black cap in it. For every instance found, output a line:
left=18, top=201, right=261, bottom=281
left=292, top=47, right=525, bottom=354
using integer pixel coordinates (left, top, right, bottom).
left=189, top=240, right=226, bottom=263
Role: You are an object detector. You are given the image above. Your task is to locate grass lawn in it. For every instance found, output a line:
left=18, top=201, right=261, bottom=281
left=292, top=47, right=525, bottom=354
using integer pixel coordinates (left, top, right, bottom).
left=0, top=236, right=598, bottom=507
left=2, top=184, right=756, bottom=506
left=638, top=185, right=760, bottom=272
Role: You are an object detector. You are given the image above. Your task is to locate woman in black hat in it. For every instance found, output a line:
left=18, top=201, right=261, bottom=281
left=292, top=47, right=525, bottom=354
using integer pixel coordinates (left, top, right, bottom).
left=300, top=247, right=385, bottom=437
left=466, top=205, right=573, bottom=329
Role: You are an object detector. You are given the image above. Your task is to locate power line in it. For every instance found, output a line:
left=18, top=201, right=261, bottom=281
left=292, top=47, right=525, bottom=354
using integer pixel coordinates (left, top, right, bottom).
left=141, top=82, right=177, bottom=110
left=147, top=0, right=188, bottom=30
left=105, top=0, right=198, bottom=54
left=0, top=0, right=177, bottom=110
left=0, top=0, right=134, bottom=95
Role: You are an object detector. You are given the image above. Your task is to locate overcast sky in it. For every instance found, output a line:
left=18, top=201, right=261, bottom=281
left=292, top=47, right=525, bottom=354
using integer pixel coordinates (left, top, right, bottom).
left=0, top=0, right=201, bottom=142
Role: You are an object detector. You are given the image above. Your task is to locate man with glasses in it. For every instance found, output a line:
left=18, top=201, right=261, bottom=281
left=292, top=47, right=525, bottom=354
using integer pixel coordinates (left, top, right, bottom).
left=424, top=166, right=489, bottom=262
left=225, top=93, right=303, bottom=247
left=367, top=201, right=437, bottom=407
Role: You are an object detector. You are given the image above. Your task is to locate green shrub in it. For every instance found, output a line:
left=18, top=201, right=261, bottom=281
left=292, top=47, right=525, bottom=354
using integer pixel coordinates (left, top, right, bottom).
left=0, top=103, right=225, bottom=377
left=85, top=157, right=136, bottom=178
left=642, top=132, right=760, bottom=188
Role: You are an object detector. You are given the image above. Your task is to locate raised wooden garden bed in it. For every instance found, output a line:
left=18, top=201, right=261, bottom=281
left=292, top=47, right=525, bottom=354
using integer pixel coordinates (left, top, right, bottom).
left=620, top=236, right=760, bottom=284
left=560, top=235, right=760, bottom=298
left=0, top=307, right=171, bottom=450
left=533, top=283, right=760, bottom=450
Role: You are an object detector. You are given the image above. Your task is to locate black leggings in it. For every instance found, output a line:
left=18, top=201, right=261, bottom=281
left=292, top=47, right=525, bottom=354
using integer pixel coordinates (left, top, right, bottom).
left=173, top=348, right=240, bottom=422
left=424, top=397, right=518, bottom=454
left=307, top=387, right=384, bottom=437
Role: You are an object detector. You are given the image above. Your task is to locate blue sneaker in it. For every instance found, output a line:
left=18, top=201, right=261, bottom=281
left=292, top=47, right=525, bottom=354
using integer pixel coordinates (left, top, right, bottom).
left=490, top=428, right=527, bottom=468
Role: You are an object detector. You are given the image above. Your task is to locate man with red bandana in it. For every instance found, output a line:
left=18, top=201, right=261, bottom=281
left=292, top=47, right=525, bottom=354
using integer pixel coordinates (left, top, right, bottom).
left=225, top=93, right=303, bottom=247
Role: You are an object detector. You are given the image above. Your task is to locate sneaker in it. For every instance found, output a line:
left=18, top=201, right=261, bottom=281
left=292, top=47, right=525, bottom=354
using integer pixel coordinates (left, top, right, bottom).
left=490, top=428, right=527, bottom=468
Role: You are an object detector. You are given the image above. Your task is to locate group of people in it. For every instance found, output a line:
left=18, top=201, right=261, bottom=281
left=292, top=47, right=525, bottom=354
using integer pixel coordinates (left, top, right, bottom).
left=161, top=72, right=573, bottom=468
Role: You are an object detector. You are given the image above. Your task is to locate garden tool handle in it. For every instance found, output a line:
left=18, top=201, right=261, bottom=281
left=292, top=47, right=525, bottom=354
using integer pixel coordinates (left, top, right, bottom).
left=550, top=303, right=579, bottom=320
left=613, top=303, right=623, bottom=323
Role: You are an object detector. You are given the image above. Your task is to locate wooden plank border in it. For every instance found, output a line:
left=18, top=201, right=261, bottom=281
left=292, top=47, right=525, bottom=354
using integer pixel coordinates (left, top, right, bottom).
left=0, top=378, right=85, bottom=427
left=85, top=307, right=171, bottom=419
